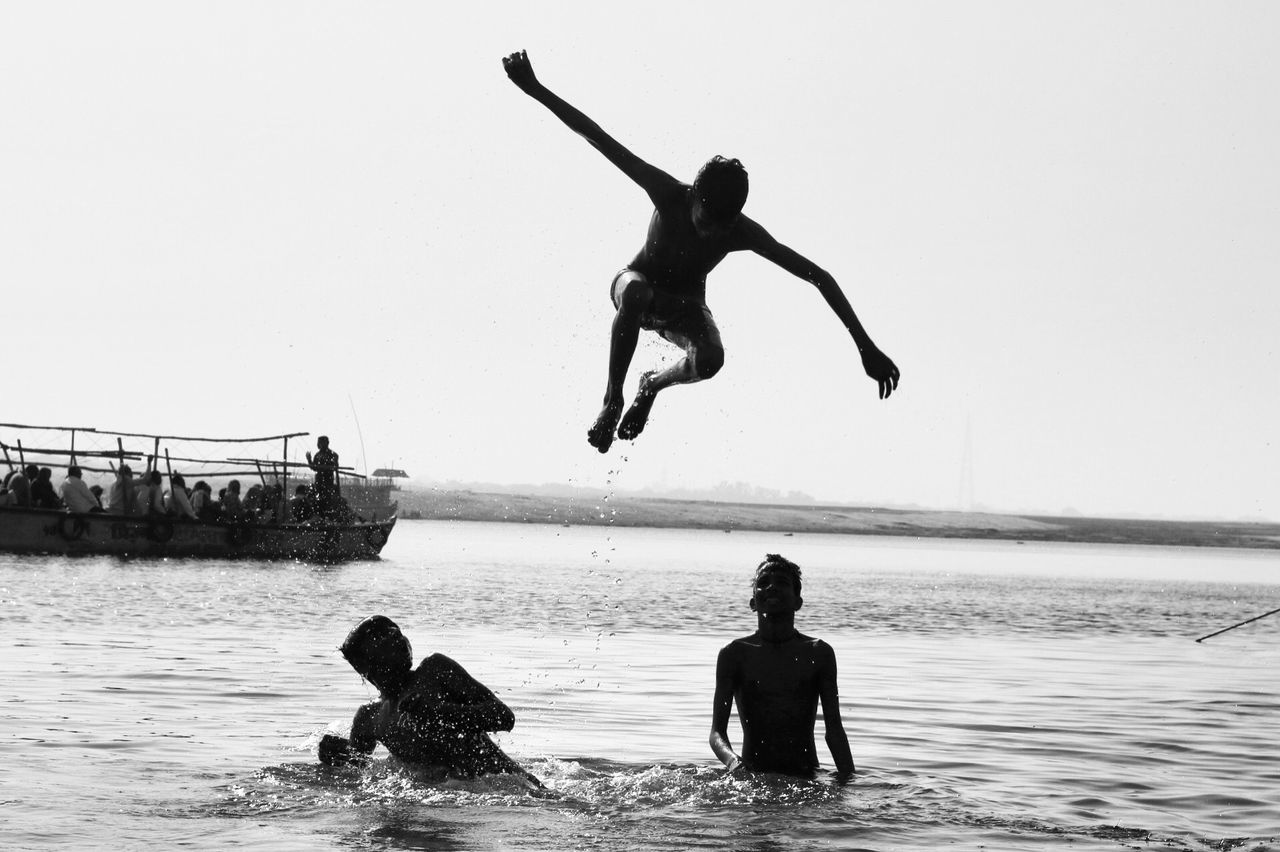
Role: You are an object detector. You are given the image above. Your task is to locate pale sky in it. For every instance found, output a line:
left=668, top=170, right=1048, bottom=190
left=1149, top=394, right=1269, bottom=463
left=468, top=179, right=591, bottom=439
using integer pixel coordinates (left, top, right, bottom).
left=3, top=2, right=1277, bottom=520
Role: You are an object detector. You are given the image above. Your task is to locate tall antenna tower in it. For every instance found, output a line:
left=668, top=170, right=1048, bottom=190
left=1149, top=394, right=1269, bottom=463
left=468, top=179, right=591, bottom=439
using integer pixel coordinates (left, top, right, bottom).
left=958, top=415, right=975, bottom=511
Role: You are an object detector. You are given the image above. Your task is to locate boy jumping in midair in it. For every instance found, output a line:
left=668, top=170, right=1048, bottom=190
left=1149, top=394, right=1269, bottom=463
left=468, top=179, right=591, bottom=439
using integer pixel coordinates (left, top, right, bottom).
left=503, top=50, right=901, bottom=453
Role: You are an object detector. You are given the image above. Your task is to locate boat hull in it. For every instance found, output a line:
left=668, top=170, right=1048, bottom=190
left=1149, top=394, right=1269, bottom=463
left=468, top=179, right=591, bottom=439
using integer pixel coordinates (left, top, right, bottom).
left=0, top=507, right=395, bottom=562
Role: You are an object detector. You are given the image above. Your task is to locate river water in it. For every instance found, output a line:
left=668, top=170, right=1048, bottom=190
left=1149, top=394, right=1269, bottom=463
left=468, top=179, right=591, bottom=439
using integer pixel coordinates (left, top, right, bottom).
left=2, top=520, right=1278, bottom=851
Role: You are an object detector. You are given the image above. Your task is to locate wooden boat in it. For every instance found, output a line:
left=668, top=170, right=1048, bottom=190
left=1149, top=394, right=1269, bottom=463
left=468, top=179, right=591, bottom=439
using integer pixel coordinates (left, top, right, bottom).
left=0, top=423, right=395, bottom=562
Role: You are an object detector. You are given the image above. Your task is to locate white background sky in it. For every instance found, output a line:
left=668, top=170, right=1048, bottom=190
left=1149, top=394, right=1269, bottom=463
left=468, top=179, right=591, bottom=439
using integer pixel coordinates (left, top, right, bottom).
left=3, top=2, right=1277, bottom=520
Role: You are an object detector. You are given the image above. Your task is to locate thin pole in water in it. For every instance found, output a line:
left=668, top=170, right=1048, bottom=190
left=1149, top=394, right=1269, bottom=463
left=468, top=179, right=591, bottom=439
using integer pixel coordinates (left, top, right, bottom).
left=1195, top=605, right=1280, bottom=643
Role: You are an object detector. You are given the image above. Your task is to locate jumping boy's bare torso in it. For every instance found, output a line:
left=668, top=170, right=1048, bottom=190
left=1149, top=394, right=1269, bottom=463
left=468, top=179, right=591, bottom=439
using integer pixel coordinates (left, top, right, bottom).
left=629, top=183, right=749, bottom=301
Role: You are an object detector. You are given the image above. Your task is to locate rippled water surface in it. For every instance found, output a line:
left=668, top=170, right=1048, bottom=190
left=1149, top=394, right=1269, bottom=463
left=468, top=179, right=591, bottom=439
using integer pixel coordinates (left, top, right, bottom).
left=2, top=521, right=1278, bottom=850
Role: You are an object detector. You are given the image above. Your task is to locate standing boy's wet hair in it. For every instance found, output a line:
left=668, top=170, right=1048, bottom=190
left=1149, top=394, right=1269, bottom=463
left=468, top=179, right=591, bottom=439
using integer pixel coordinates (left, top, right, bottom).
left=754, top=552, right=802, bottom=597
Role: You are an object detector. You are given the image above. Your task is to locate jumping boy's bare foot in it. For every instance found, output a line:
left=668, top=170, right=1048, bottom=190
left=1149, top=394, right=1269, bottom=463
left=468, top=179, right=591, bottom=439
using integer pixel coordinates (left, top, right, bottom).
left=617, top=372, right=658, bottom=441
left=587, top=399, right=624, bottom=453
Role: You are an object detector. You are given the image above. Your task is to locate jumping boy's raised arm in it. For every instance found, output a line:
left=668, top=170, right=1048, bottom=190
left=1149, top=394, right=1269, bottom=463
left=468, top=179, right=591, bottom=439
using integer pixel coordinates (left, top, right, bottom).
left=503, top=50, right=679, bottom=203
left=817, top=642, right=855, bottom=778
left=742, top=218, right=901, bottom=399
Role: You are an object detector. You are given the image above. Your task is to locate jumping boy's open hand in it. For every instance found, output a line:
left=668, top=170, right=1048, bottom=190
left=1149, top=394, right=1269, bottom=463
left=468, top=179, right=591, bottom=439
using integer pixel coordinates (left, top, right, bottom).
left=860, top=344, right=900, bottom=399
left=503, top=50, right=539, bottom=92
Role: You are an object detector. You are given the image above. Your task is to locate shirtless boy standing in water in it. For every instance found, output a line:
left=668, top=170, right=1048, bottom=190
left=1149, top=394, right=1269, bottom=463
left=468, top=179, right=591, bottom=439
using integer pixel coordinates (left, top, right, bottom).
left=710, top=554, right=855, bottom=779
left=503, top=50, right=900, bottom=453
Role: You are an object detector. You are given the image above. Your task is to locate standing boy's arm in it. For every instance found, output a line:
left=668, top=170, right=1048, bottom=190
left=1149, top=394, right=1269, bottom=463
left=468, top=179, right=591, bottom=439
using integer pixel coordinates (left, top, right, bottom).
left=503, top=50, right=679, bottom=202
left=743, top=219, right=900, bottom=399
left=709, top=645, right=747, bottom=772
left=817, top=643, right=855, bottom=778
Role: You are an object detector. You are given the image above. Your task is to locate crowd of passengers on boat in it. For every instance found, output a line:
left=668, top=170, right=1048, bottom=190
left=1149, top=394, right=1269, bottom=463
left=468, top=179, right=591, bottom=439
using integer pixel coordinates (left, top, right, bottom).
left=0, top=462, right=350, bottom=525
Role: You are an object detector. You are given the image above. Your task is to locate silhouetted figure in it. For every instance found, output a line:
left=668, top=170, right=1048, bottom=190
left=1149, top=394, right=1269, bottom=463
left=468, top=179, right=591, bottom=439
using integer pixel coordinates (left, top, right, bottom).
left=221, top=479, right=244, bottom=522
left=32, top=467, right=62, bottom=509
left=319, top=615, right=540, bottom=786
left=504, top=50, right=900, bottom=453
left=710, top=554, right=855, bottom=780
left=306, top=436, right=340, bottom=517
left=290, top=484, right=315, bottom=522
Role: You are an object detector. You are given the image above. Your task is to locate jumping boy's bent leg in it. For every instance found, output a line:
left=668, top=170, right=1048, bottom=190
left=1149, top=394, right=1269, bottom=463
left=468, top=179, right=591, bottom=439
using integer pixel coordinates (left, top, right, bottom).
left=590, top=271, right=654, bottom=453
left=618, top=306, right=724, bottom=441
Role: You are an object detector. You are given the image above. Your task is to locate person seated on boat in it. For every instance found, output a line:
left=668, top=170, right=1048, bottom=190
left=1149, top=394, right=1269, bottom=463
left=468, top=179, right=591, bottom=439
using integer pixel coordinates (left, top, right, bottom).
left=9, top=465, right=38, bottom=508
left=190, top=481, right=216, bottom=520
left=134, top=470, right=166, bottom=515
left=164, top=473, right=199, bottom=520
left=290, top=484, right=315, bottom=522
left=319, top=615, right=542, bottom=787
left=108, top=465, right=137, bottom=514
left=60, top=466, right=102, bottom=514
left=89, top=484, right=105, bottom=509
left=260, top=483, right=283, bottom=523
left=0, top=469, right=29, bottom=508
left=306, top=436, right=340, bottom=516
left=220, top=479, right=245, bottom=522
left=243, top=483, right=266, bottom=522
left=31, top=467, right=63, bottom=509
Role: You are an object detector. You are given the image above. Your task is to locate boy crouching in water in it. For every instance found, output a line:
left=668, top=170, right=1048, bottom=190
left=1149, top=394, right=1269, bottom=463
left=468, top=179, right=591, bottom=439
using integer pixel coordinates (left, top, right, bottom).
left=710, top=554, right=855, bottom=780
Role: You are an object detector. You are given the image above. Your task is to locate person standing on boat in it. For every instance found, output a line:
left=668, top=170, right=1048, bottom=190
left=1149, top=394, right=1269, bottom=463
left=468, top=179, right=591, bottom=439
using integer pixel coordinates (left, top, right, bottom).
left=710, top=554, right=855, bottom=780
left=319, top=615, right=541, bottom=786
left=306, top=435, right=340, bottom=517
left=60, top=466, right=100, bottom=513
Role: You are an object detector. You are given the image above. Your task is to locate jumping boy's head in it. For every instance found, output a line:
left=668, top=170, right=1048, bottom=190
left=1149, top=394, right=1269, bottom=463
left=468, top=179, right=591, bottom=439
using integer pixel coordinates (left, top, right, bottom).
left=693, top=155, right=749, bottom=225
left=749, top=553, right=803, bottom=612
left=341, top=615, right=413, bottom=693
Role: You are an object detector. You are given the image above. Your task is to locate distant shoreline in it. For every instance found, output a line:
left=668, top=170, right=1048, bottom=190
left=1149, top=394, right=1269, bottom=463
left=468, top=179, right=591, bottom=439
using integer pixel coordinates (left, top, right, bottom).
left=394, top=489, right=1280, bottom=551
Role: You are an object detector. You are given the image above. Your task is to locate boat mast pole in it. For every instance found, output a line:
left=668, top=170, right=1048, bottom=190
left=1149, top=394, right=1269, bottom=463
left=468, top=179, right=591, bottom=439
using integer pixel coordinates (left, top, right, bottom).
left=1196, top=605, right=1280, bottom=643
left=282, top=436, right=290, bottom=522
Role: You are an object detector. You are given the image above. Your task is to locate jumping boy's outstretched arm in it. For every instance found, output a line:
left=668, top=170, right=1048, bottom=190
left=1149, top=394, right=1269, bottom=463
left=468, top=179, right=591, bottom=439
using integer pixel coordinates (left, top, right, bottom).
left=742, top=218, right=901, bottom=399
left=503, top=50, right=678, bottom=202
